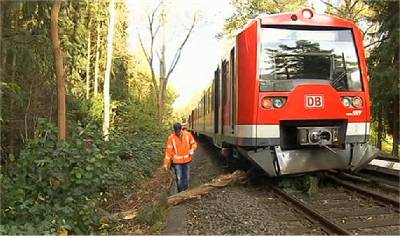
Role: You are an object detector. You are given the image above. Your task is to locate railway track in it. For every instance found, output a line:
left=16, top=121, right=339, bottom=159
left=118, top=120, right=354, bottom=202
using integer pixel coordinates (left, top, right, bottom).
left=269, top=175, right=400, bottom=235
left=183, top=143, right=399, bottom=234
left=331, top=169, right=400, bottom=201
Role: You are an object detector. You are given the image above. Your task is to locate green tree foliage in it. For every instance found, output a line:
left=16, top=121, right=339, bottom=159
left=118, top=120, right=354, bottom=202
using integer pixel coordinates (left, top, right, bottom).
left=0, top=121, right=165, bottom=234
left=321, top=0, right=375, bottom=24
left=1, top=0, right=177, bottom=234
left=1, top=1, right=55, bottom=150
left=1, top=0, right=174, bottom=154
left=366, top=0, right=399, bottom=156
left=221, top=0, right=307, bottom=37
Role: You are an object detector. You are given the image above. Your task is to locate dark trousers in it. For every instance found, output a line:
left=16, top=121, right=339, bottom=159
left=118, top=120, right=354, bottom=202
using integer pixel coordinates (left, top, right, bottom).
left=172, top=163, right=191, bottom=192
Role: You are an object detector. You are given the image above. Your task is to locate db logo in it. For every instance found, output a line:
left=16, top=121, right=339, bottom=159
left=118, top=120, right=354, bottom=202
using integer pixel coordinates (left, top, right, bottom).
left=305, top=95, right=324, bottom=108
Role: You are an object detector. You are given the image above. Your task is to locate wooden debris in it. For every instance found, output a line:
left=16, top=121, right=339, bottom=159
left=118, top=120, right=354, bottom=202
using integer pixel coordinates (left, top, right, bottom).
left=113, top=170, right=248, bottom=220
left=120, top=210, right=137, bottom=220
left=167, top=170, right=247, bottom=206
left=58, top=228, right=68, bottom=236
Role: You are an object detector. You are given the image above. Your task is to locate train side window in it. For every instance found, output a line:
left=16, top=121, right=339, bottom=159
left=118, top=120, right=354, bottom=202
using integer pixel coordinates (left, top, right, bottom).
left=208, top=89, right=211, bottom=114
left=206, top=92, right=209, bottom=115
left=207, top=90, right=209, bottom=114
left=205, top=93, right=208, bottom=115
left=214, top=67, right=220, bottom=134
left=203, top=96, right=206, bottom=117
left=211, top=80, right=215, bottom=111
left=202, top=97, right=204, bottom=117
left=209, top=88, right=212, bottom=114
left=199, top=99, right=202, bottom=117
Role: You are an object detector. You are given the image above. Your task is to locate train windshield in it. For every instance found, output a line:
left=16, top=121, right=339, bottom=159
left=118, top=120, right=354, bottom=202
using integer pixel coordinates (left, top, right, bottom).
left=259, top=27, right=362, bottom=92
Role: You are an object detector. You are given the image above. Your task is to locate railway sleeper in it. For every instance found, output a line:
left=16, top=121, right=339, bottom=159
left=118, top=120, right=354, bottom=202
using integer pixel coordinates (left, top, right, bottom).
left=320, top=207, right=395, bottom=218
left=339, top=217, right=400, bottom=230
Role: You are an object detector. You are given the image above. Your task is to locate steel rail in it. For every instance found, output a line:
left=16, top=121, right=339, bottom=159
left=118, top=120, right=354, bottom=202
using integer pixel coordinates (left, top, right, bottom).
left=268, top=184, right=351, bottom=235
left=325, top=174, right=400, bottom=209
left=364, top=164, right=400, bottom=178
left=331, top=171, right=400, bottom=193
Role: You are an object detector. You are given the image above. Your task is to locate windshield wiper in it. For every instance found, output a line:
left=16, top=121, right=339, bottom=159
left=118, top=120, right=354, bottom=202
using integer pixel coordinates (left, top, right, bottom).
left=331, top=53, right=347, bottom=88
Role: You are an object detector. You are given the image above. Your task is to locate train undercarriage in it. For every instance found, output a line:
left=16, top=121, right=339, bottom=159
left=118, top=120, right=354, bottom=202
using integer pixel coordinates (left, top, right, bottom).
left=203, top=123, right=379, bottom=176
left=236, top=143, right=378, bottom=176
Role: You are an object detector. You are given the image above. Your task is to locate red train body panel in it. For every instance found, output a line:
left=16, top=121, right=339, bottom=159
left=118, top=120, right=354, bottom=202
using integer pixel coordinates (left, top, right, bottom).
left=189, top=9, right=376, bottom=176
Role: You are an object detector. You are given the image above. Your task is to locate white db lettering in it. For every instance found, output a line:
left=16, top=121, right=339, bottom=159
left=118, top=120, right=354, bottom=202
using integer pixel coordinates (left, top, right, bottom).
left=305, top=95, right=323, bottom=108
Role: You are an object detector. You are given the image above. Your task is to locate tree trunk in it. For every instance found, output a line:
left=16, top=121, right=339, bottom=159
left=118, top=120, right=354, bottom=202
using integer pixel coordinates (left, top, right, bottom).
left=158, top=78, right=168, bottom=123
left=392, top=93, right=399, bottom=157
left=94, top=20, right=101, bottom=96
left=139, top=3, right=195, bottom=123
left=158, top=5, right=167, bottom=123
left=377, top=103, right=383, bottom=150
left=0, top=1, right=3, bottom=78
left=50, top=0, right=67, bottom=141
left=86, top=20, right=91, bottom=99
left=0, top=1, right=2, bottom=44
left=0, top=1, right=10, bottom=82
left=112, top=170, right=248, bottom=221
left=158, top=79, right=164, bottom=123
left=24, top=79, right=34, bottom=141
left=167, top=170, right=247, bottom=206
left=102, top=0, right=116, bottom=141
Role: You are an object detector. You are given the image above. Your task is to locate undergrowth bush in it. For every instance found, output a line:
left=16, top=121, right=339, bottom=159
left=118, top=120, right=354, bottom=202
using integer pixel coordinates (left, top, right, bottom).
left=0, top=121, right=166, bottom=234
left=135, top=191, right=169, bottom=232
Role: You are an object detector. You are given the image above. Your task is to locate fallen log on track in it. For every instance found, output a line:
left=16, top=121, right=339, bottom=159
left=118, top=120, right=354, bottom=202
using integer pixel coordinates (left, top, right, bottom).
left=114, top=170, right=248, bottom=221
left=167, top=170, right=247, bottom=206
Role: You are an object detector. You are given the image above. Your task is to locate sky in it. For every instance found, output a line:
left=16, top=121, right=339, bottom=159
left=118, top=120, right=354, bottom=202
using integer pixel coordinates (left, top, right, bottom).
left=125, top=0, right=327, bottom=112
left=125, top=0, right=234, bottom=111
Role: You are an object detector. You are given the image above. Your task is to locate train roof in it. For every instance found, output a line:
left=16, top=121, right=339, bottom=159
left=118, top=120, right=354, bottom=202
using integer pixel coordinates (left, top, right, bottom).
left=220, top=8, right=360, bottom=66
left=259, top=8, right=357, bottom=28
left=233, top=8, right=359, bottom=38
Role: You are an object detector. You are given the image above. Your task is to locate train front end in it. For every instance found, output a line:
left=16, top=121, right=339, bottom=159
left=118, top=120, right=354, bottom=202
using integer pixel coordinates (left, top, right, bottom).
left=244, top=9, right=377, bottom=176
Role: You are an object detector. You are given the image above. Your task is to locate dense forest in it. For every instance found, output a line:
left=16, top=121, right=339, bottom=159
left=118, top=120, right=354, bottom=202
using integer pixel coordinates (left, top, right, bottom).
left=0, top=0, right=399, bottom=234
left=0, top=0, right=178, bottom=234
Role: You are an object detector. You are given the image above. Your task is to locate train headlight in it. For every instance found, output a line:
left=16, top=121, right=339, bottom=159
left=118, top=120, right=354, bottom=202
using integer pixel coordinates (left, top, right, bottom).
left=341, top=97, right=351, bottom=107
left=273, top=98, right=285, bottom=108
left=352, top=96, right=363, bottom=108
left=302, top=9, right=313, bottom=19
left=261, top=97, right=273, bottom=109
left=341, top=96, right=363, bottom=108
left=262, top=97, right=287, bottom=109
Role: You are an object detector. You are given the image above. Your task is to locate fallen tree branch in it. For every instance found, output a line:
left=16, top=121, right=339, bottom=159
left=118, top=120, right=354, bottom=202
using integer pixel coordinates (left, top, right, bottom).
left=167, top=170, right=247, bottom=206
left=110, top=170, right=248, bottom=221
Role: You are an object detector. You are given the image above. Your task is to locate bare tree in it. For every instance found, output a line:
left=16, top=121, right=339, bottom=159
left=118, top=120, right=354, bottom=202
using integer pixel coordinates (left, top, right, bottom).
left=103, top=0, right=116, bottom=141
left=50, top=0, right=67, bottom=140
left=139, top=1, right=196, bottom=122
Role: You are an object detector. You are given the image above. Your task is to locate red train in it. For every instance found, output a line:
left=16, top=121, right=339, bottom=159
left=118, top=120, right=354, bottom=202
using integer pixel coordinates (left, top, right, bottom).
left=188, top=8, right=376, bottom=176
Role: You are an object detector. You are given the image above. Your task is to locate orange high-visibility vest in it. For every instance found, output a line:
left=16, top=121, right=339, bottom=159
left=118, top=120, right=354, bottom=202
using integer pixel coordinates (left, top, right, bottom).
left=163, top=131, right=197, bottom=167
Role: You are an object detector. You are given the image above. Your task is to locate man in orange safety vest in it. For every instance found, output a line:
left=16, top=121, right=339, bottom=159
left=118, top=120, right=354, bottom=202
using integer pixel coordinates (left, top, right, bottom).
left=163, top=123, right=197, bottom=192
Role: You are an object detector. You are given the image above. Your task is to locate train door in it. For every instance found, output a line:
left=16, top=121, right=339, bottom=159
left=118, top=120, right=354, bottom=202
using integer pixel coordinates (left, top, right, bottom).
left=214, top=68, right=220, bottom=134
left=230, top=48, right=236, bottom=135
left=221, top=60, right=229, bottom=136
left=213, top=68, right=222, bottom=146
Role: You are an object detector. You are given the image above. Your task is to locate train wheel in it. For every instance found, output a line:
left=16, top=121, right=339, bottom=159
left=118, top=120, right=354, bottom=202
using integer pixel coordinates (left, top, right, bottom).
left=220, top=147, right=251, bottom=171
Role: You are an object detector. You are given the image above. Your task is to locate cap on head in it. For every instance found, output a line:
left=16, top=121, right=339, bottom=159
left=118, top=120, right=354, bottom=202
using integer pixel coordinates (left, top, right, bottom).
left=173, top=123, right=182, bottom=131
